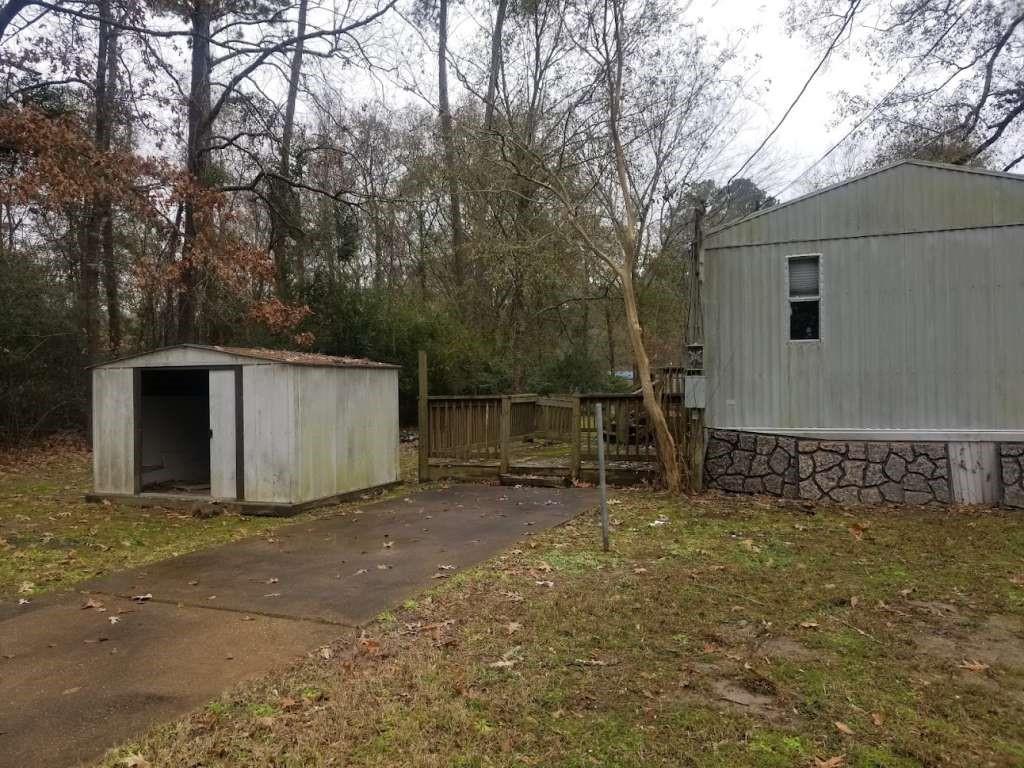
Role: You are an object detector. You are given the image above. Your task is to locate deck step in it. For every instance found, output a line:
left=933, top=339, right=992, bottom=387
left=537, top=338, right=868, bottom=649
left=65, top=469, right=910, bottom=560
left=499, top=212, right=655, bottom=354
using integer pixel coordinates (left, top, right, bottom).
left=499, top=473, right=570, bottom=488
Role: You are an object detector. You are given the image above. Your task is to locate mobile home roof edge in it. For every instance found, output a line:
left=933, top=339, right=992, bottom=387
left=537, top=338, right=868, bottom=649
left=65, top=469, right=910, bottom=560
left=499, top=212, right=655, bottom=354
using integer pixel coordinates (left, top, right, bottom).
left=705, top=159, right=1024, bottom=241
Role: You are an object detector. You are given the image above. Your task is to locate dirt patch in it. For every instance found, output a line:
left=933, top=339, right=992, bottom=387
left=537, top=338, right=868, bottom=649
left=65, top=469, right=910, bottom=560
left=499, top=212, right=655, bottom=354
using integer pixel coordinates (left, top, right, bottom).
left=914, top=614, right=1024, bottom=670
left=710, top=679, right=788, bottom=721
left=758, top=636, right=822, bottom=663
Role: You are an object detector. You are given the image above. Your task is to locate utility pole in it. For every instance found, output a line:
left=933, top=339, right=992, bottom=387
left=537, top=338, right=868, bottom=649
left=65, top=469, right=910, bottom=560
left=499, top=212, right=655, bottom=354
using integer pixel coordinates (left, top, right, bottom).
left=684, top=202, right=707, bottom=492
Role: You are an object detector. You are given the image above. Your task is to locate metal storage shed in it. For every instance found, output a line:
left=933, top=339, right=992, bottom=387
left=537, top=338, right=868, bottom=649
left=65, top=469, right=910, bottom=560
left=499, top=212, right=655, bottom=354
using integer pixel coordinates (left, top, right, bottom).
left=88, top=345, right=400, bottom=513
left=700, top=160, right=1024, bottom=506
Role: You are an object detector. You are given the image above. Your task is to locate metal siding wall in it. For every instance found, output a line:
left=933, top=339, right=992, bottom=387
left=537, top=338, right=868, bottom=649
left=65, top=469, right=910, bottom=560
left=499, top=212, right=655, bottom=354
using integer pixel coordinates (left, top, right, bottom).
left=208, top=369, right=236, bottom=499
left=92, top=368, right=134, bottom=494
left=706, top=226, right=1024, bottom=431
left=242, top=364, right=296, bottom=503
left=293, top=367, right=399, bottom=503
left=707, top=164, right=1024, bottom=249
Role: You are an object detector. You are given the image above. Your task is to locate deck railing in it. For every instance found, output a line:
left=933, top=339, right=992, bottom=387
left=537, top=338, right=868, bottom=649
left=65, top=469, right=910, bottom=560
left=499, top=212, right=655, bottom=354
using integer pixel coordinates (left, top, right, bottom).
left=423, top=391, right=684, bottom=477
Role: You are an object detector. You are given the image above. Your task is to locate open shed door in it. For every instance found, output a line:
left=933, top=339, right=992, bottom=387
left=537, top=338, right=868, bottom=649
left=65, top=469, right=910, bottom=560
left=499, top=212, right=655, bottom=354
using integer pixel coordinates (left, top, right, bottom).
left=209, top=368, right=243, bottom=500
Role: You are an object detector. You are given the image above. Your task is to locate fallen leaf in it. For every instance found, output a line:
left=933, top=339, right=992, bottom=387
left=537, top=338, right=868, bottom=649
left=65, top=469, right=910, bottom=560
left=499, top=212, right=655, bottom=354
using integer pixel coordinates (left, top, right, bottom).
left=871, top=712, right=884, bottom=727
left=740, top=538, right=761, bottom=553
left=355, top=568, right=367, bottom=575
left=119, top=755, right=151, bottom=768
left=813, top=757, right=845, bottom=768
left=132, top=593, right=152, bottom=602
left=358, top=634, right=381, bottom=655
left=957, top=658, right=990, bottom=672
left=376, top=564, right=392, bottom=571
left=834, top=721, right=855, bottom=736
left=318, top=646, right=333, bottom=660
left=82, top=597, right=105, bottom=611
left=437, top=564, right=455, bottom=570
left=800, top=620, right=820, bottom=629
left=505, top=621, right=521, bottom=635
left=849, top=522, right=869, bottom=541
left=850, top=596, right=860, bottom=608
left=534, top=580, right=554, bottom=588
left=488, top=647, right=522, bottom=670
left=18, top=598, right=30, bottom=605
left=573, top=658, right=607, bottom=667
left=18, top=581, right=34, bottom=594
left=632, top=567, right=648, bottom=574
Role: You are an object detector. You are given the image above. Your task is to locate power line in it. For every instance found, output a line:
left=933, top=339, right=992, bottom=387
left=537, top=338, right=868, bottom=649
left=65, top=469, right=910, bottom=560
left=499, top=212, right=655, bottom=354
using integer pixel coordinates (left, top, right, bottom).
left=726, top=0, right=863, bottom=186
left=772, top=9, right=966, bottom=198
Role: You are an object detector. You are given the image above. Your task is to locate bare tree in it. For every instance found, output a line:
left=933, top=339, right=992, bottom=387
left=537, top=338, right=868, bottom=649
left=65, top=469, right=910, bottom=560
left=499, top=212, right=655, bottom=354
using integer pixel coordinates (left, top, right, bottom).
left=789, top=0, right=1024, bottom=170
left=497, top=0, right=740, bottom=492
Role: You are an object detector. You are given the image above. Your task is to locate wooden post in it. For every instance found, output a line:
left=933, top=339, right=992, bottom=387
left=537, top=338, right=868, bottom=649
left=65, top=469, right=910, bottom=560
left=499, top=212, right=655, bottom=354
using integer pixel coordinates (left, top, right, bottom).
left=499, top=396, right=511, bottom=474
left=570, top=396, right=581, bottom=482
left=596, top=403, right=609, bottom=552
left=418, top=350, right=429, bottom=483
left=684, top=202, right=707, bottom=492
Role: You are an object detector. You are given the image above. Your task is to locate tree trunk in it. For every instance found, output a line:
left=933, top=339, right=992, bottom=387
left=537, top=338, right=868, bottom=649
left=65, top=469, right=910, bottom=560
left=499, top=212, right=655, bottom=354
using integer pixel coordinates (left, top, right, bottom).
left=177, top=0, right=212, bottom=343
left=483, top=0, right=508, bottom=132
left=269, top=0, right=308, bottom=298
left=619, top=265, right=681, bottom=493
left=95, top=0, right=120, bottom=354
left=437, top=0, right=465, bottom=286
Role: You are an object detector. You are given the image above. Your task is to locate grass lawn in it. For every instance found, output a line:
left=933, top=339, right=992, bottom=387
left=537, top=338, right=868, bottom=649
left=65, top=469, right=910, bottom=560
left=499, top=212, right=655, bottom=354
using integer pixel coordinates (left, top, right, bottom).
left=0, top=437, right=421, bottom=599
left=92, top=484, right=1024, bottom=766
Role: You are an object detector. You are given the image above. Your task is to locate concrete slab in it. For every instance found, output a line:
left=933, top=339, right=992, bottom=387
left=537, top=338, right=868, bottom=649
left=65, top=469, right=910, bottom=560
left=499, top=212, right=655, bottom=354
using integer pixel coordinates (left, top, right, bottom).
left=0, top=484, right=596, bottom=767
left=83, top=485, right=595, bottom=626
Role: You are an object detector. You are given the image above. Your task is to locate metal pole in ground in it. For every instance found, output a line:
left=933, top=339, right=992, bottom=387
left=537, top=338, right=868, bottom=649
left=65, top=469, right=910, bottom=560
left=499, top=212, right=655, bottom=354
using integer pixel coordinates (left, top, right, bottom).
left=595, top=402, right=609, bottom=552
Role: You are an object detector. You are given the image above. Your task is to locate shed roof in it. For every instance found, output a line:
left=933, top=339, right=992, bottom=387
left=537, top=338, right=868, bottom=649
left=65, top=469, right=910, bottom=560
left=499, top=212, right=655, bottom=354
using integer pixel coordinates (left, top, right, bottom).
left=706, top=160, right=1024, bottom=249
left=92, top=344, right=400, bottom=369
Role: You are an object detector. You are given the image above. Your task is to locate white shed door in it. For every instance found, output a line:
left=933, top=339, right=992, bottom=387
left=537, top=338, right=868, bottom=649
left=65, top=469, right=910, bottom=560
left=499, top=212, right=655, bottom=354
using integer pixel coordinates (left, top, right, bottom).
left=209, top=369, right=238, bottom=499
left=949, top=442, right=1000, bottom=504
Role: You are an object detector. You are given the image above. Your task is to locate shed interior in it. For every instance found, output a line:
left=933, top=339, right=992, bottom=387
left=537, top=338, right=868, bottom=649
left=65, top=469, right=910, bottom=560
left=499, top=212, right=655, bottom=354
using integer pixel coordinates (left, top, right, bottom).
left=140, top=369, right=211, bottom=494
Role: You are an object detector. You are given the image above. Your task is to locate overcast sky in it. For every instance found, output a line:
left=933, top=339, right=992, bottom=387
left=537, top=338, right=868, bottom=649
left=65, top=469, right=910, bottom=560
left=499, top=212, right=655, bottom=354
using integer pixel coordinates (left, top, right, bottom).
left=696, top=0, right=876, bottom=198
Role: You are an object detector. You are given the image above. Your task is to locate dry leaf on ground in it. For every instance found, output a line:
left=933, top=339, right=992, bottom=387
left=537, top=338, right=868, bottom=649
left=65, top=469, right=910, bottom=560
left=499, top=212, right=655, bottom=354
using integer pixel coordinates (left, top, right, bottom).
left=957, top=659, right=990, bottom=672
left=834, top=721, right=855, bottom=736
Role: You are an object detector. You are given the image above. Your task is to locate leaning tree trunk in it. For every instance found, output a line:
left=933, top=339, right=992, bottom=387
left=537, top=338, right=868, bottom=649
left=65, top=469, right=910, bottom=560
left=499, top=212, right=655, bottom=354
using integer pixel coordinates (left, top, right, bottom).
left=619, top=264, right=681, bottom=493
left=177, top=0, right=212, bottom=343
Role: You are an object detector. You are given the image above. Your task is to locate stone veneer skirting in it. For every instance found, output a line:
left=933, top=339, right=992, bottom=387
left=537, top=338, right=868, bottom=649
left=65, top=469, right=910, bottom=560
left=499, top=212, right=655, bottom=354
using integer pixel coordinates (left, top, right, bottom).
left=1000, top=444, right=1024, bottom=508
left=705, top=430, right=952, bottom=505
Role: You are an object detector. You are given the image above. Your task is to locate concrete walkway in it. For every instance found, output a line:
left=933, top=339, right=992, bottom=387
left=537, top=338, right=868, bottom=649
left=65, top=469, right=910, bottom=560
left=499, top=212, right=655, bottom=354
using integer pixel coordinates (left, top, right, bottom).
left=0, top=484, right=597, bottom=767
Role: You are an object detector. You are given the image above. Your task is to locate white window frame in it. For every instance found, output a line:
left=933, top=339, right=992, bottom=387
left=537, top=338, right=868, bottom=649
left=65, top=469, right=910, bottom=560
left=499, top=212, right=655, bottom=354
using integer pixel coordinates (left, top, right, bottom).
left=785, top=253, right=822, bottom=343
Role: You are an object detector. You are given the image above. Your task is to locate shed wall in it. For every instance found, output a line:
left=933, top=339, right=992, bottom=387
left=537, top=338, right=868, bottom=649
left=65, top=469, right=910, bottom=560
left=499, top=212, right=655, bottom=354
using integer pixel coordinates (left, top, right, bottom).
left=242, top=364, right=297, bottom=503
left=704, top=225, right=1024, bottom=433
left=294, top=367, right=399, bottom=502
left=92, top=368, right=135, bottom=494
left=96, top=346, right=264, bottom=369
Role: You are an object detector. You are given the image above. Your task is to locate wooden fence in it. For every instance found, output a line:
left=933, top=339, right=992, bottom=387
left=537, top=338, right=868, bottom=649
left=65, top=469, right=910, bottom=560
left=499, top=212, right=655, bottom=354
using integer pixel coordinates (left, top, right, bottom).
left=420, top=388, right=685, bottom=482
